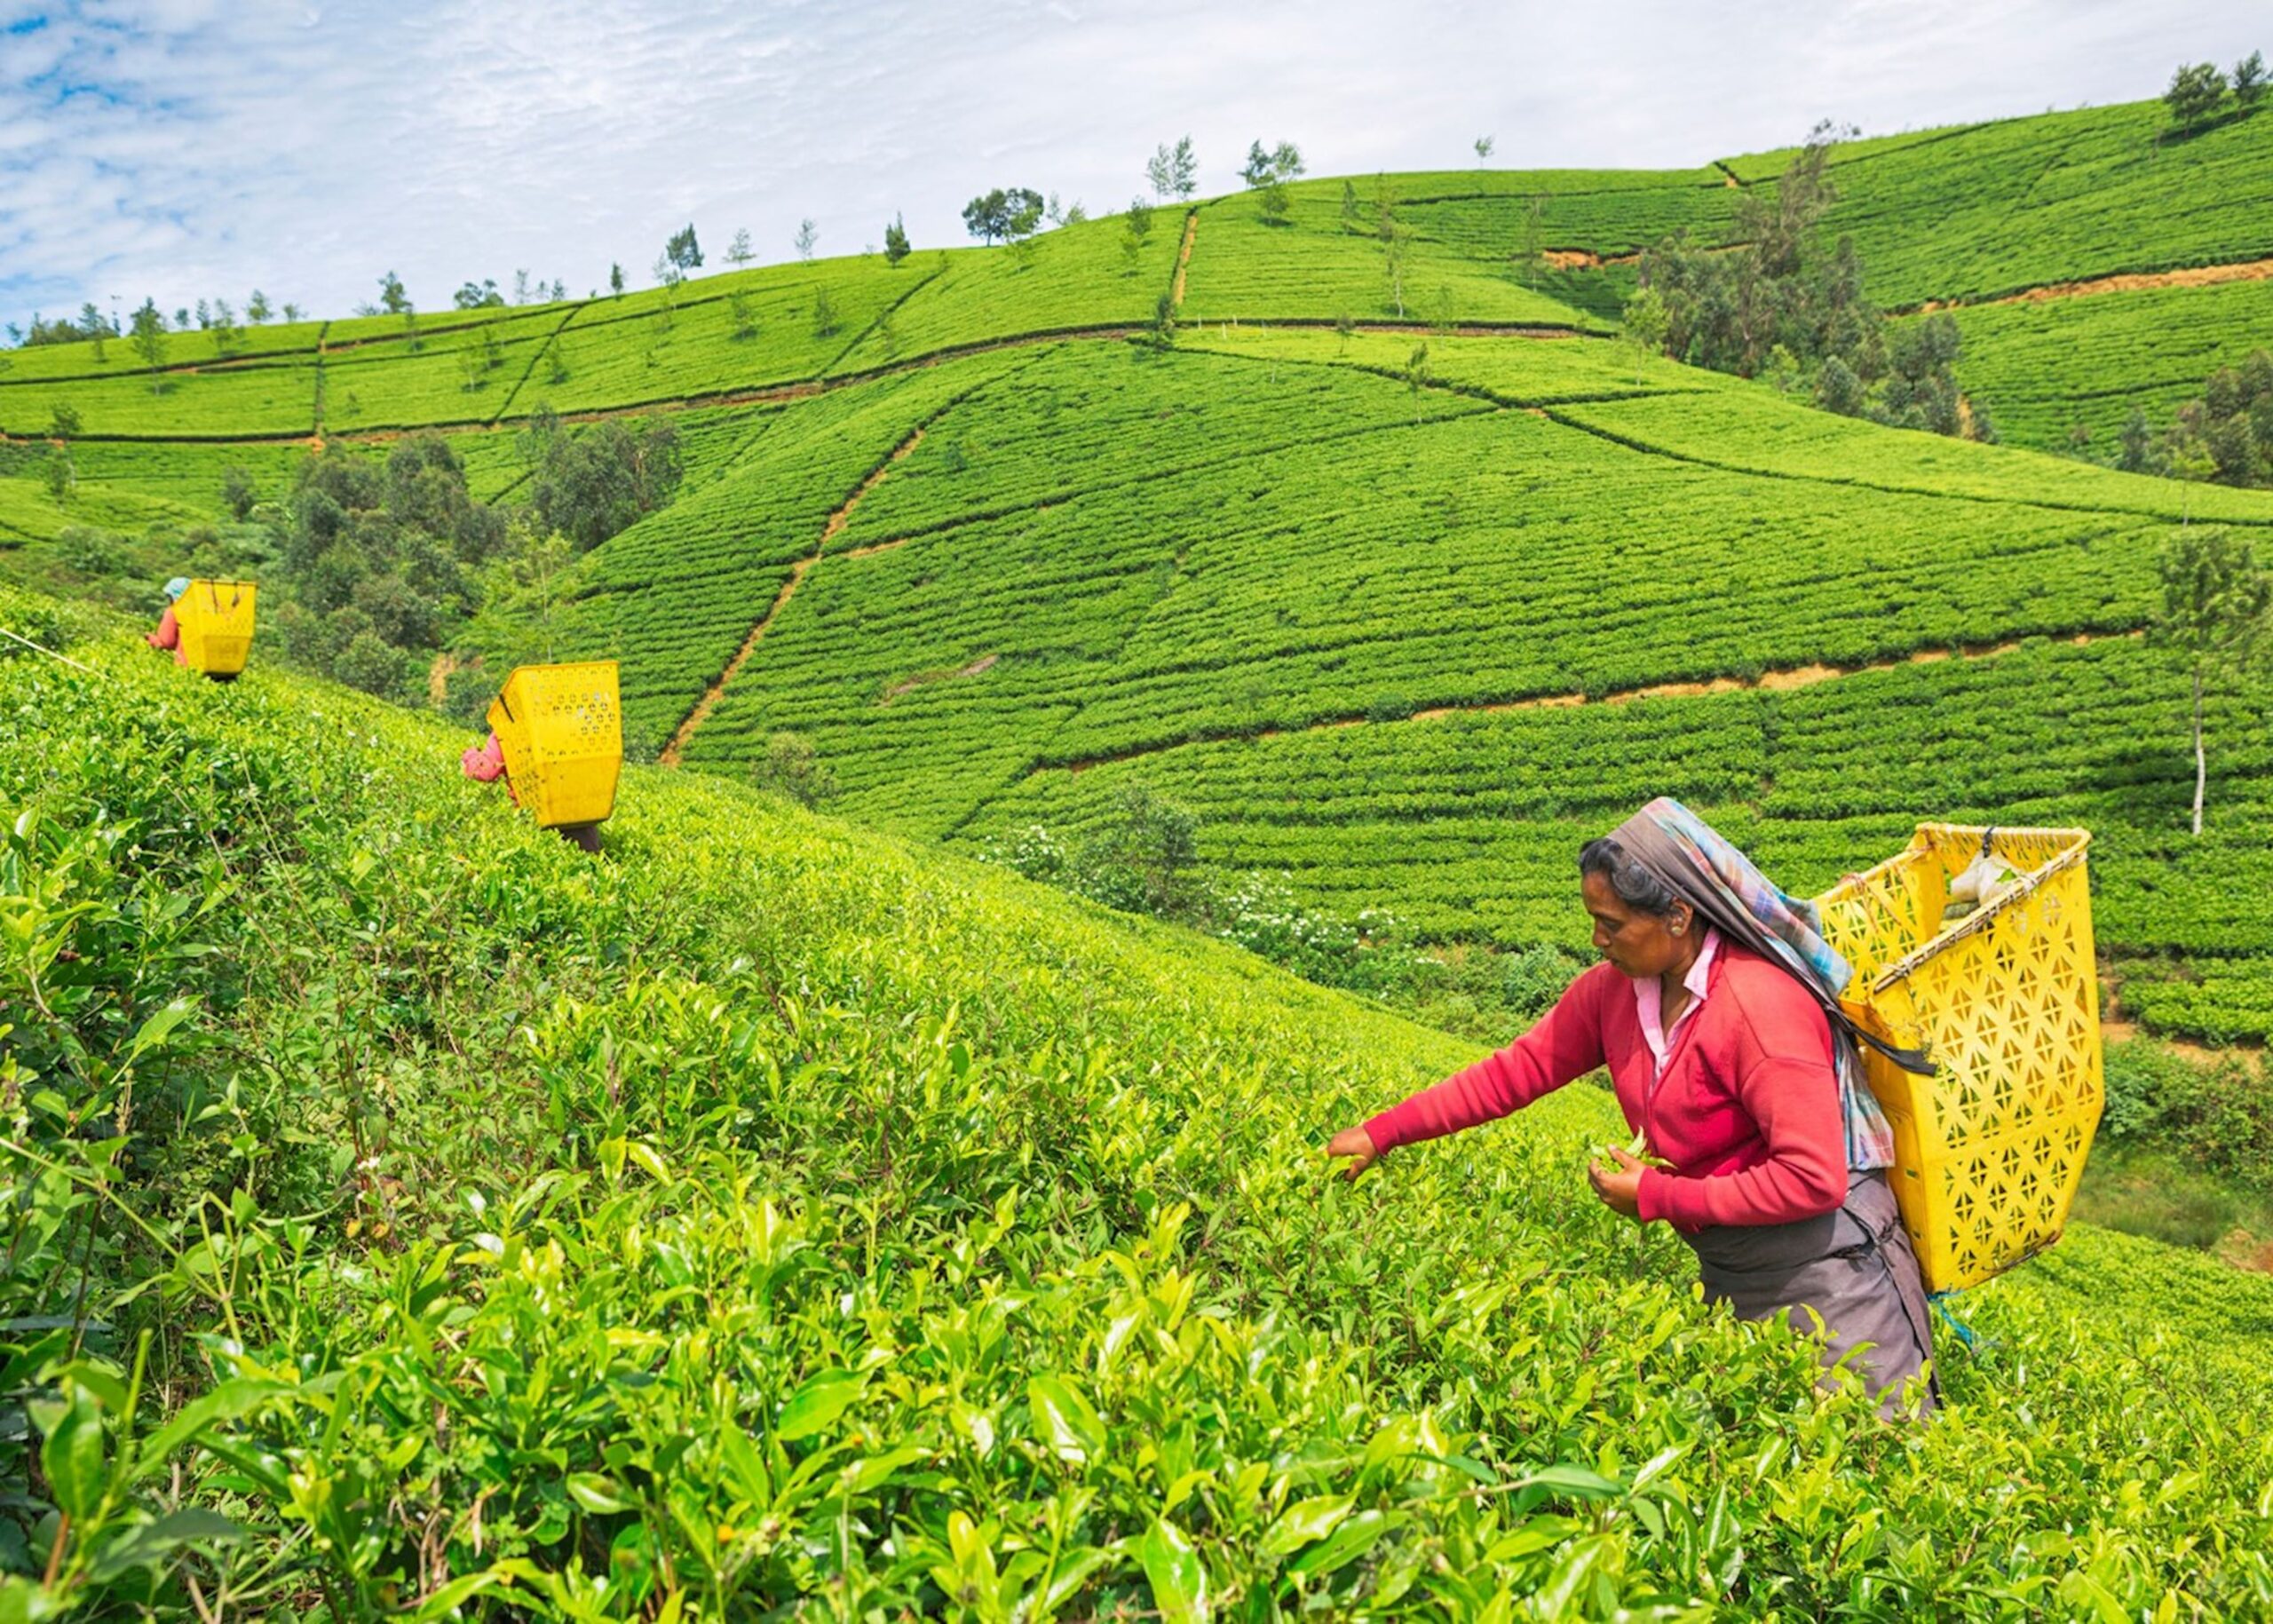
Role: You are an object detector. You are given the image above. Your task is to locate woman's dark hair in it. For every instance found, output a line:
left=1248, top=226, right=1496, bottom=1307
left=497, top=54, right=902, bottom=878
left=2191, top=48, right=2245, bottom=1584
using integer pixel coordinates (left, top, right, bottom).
left=1579, top=836, right=1684, bottom=917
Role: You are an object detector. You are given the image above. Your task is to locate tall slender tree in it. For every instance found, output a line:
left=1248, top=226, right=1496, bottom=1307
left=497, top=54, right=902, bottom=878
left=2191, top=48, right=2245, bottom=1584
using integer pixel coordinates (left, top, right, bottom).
left=2154, top=527, right=2272, bottom=834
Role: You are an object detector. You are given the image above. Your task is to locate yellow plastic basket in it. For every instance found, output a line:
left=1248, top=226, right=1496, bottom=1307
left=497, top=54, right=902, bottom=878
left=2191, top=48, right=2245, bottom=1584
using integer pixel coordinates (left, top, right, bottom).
left=1814, top=824, right=2102, bottom=1294
left=174, top=580, right=257, bottom=677
left=487, top=661, right=622, bottom=829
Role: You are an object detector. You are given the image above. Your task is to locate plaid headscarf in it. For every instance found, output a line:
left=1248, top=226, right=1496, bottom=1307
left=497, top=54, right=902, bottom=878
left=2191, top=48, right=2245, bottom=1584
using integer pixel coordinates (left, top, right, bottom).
left=1603, top=797, right=1917, bottom=1171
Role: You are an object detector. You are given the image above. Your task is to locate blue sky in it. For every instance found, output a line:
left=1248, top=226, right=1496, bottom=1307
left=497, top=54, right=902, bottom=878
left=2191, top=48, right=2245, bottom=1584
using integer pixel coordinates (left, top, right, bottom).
left=2, top=0, right=2264, bottom=337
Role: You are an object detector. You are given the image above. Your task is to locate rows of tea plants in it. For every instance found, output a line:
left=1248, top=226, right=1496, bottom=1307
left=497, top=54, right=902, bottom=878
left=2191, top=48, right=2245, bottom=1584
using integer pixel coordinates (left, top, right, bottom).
left=552, top=357, right=1026, bottom=749
left=0, top=359, right=320, bottom=439
left=1928, top=277, right=2273, bottom=454
left=1177, top=187, right=1605, bottom=329
left=1781, top=99, right=2273, bottom=307
left=828, top=338, right=1493, bottom=551
left=677, top=337, right=2200, bottom=828
left=962, top=635, right=2273, bottom=1039
left=1554, top=383, right=2273, bottom=525
left=0, top=474, right=208, bottom=543
left=5, top=603, right=2273, bottom=1619
left=828, top=214, right=1187, bottom=374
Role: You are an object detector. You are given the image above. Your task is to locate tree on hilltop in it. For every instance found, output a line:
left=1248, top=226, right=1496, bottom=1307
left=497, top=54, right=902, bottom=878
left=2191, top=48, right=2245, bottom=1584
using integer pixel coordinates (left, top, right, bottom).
left=454, top=279, right=504, bottom=309
left=129, top=298, right=168, bottom=392
left=2153, top=527, right=2271, bottom=835
left=2165, top=62, right=2229, bottom=134
left=2236, top=51, right=2268, bottom=107
left=962, top=187, right=1044, bottom=246
left=1241, top=139, right=1305, bottom=225
left=377, top=270, right=418, bottom=347
left=663, top=224, right=703, bottom=275
left=247, top=289, right=272, bottom=324
left=1146, top=135, right=1198, bottom=201
left=1474, top=134, right=1495, bottom=160
left=725, top=227, right=755, bottom=267
left=282, top=301, right=303, bottom=321
left=884, top=213, right=912, bottom=266
left=795, top=218, right=818, bottom=261
left=609, top=262, right=625, bottom=297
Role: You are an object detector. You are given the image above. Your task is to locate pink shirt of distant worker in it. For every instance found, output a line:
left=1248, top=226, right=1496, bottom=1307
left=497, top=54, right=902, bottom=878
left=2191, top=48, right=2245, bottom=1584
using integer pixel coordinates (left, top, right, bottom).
left=146, top=606, right=186, bottom=665
left=462, top=733, right=508, bottom=782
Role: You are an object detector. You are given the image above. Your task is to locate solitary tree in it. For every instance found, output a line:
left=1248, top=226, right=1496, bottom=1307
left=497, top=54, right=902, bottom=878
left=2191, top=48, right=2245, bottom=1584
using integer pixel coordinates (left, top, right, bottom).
left=1620, top=286, right=1670, bottom=383
left=130, top=297, right=168, bottom=391
left=794, top=218, right=818, bottom=260
left=754, top=733, right=839, bottom=807
left=1382, top=228, right=1410, bottom=318
left=1241, top=139, right=1304, bottom=225
left=883, top=213, right=911, bottom=266
left=2237, top=50, right=2268, bottom=106
left=2165, top=61, right=2229, bottom=134
left=962, top=187, right=1044, bottom=245
left=2153, top=527, right=2271, bottom=834
left=2119, top=406, right=2158, bottom=473
left=609, top=262, right=626, bottom=297
left=377, top=270, right=411, bottom=315
left=663, top=224, right=703, bottom=275
left=1146, top=135, right=1198, bottom=201
left=1517, top=194, right=1548, bottom=287
left=1474, top=134, right=1495, bottom=160
left=247, top=289, right=273, bottom=323
left=282, top=302, right=304, bottom=321
left=725, top=226, right=755, bottom=267
left=1119, top=196, right=1154, bottom=270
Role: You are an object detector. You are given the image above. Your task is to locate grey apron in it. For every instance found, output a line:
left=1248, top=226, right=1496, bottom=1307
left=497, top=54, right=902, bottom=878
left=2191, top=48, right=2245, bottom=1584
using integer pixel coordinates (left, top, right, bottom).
left=1683, top=1168, right=1937, bottom=1416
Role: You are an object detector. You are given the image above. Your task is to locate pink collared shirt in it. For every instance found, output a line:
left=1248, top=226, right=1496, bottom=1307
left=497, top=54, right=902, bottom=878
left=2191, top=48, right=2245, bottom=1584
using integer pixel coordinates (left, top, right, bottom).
left=1634, top=927, right=1722, bottom=1087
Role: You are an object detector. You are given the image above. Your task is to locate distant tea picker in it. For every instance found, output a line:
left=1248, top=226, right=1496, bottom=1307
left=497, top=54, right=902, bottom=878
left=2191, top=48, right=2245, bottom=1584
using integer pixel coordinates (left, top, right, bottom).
left=462, top=660, right=623, bottom=854
left=1328, top=798, right=1942, bottom=1415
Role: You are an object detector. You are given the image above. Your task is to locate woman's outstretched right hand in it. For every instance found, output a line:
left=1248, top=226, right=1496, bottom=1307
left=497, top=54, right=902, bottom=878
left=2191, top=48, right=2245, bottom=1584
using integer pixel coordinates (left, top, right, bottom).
left=1325, top=1125, right=1380, bottom=1180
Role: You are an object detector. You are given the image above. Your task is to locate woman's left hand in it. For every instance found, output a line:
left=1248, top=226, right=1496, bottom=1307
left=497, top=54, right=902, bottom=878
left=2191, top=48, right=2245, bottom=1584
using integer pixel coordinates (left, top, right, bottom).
left=1588, top=1145, right=1646, bottom=1220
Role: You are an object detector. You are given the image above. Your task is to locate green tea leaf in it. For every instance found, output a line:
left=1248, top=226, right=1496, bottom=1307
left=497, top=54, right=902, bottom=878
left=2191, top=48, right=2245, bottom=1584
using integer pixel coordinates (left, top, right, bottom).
left=1139, top=1516, right=1209, bottom=1622
left=776, top=1369, right=862, bottom=1442
left=1026, top=1374, right=1105, bottom=1465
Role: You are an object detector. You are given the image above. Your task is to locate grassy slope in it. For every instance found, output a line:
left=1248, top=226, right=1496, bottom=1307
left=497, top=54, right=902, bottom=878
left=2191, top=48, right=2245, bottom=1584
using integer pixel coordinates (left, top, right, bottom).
left=6, top=613, right=2273, bottom=1616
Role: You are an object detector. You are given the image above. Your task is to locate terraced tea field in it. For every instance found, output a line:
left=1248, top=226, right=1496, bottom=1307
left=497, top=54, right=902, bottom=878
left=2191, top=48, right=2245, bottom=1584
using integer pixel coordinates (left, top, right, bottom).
left=8, top=92, right=2273, bottom=1038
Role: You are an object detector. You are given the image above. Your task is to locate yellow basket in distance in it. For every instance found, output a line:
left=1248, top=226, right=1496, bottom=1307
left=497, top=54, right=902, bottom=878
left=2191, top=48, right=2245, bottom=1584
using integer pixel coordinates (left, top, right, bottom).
left=487, top=661, right=622, bottom=829
left=175, top=580, right=257, bottom=677
left=1814, top=824, right=2102, bottom=1294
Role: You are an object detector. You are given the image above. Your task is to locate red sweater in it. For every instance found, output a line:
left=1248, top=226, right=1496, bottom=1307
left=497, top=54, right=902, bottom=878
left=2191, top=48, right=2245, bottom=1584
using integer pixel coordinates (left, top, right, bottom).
left=1364, top=946, right=1848, bottom=1229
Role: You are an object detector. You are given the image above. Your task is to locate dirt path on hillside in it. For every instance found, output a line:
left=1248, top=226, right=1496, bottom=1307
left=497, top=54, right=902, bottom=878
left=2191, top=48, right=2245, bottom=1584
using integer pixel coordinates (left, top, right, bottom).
left=1541, top=249, right=1638, bottom=270
left=1915, top=256, right=2273, bottom=313
left=1172, top=212, right=1197, bottom=309
left=881, top=652, right=999, bottom=705
left=659, top=425, right=927, bottom=764
left=1048, top=629, right=2137, bottom=776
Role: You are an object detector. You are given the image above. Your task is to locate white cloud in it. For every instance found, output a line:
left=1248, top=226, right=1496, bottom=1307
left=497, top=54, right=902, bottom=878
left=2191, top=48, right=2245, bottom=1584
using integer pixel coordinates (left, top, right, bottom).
left=2, top=0, right=2265, bottom=334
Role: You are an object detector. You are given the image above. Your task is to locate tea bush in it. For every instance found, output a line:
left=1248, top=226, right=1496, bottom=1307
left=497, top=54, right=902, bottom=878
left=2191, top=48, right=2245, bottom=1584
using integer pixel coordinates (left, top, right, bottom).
left=4, top=608, right=2273, bottom=1619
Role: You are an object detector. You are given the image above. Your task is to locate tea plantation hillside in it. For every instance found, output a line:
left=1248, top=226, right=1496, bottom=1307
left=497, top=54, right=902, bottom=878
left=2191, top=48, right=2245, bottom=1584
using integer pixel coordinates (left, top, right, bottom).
left=7, top=601, right=2273, bottom=1619
left=8, top=91, right=2273, bottom=1045
left=561, top=326, right=2273, bottom=1041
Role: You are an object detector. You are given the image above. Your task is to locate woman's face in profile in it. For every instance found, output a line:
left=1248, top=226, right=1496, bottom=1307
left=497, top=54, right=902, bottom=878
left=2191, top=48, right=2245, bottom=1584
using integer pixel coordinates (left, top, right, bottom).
left=1582, top=869, right=1689, bottom=979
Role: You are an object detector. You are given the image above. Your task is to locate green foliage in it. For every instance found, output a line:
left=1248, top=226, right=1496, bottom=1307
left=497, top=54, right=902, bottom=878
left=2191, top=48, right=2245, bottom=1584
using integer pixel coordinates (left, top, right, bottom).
left=520, top=407, right=684, bottom=553
left=883, top=212, right=911, bottom=267
left=751, top=730, right=839, bottom=807
left=5, top=610, right=2273, bottom=1618
left=2166, top=60, right=2229, bottom=133
left=962, top=187, right=1045, bottom=246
